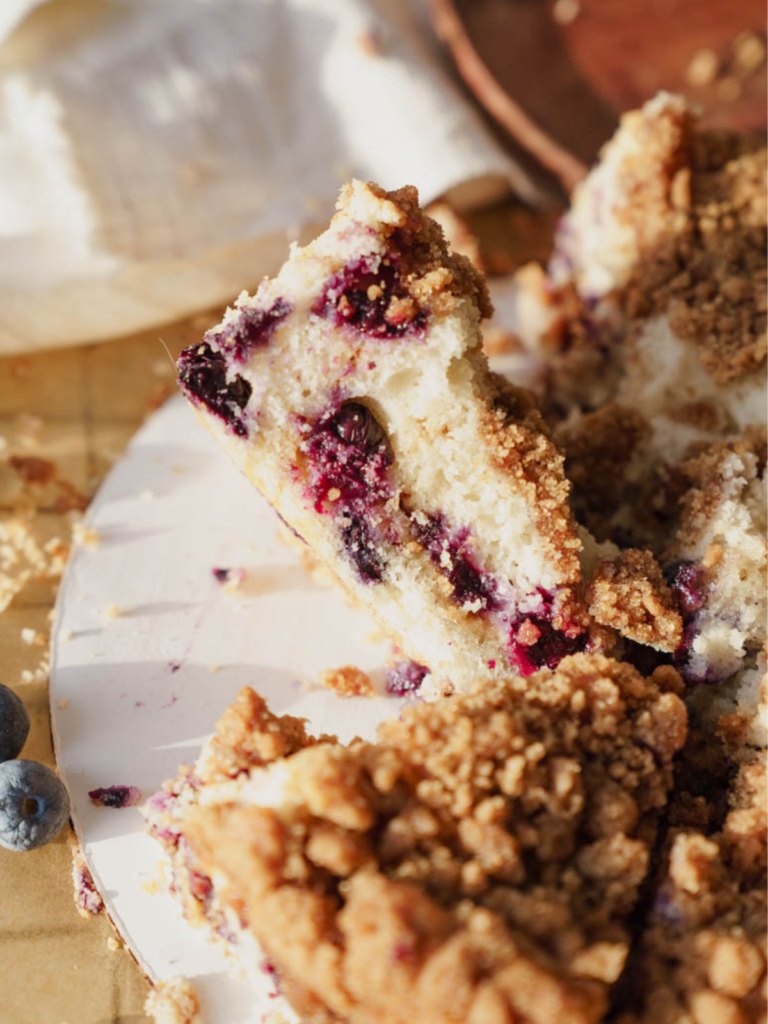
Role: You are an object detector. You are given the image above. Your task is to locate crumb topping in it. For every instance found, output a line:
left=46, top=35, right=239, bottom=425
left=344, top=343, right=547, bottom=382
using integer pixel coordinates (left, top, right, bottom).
left=318, top=665, right=377, bottom=699
left=624, top=134, right=767, bottom=385
left=332, top=181, right=493, bottom=320
left=182, top=657, right=687, bottom=1024
left=144, top=976, right=202, bottom=1024
left=586, top=550, right=683, bottom=653
left=481, top=373, right=583, bottom=584
left=672, top=429, right=767, bottom=553
left=196, top=687, right=328, bottom=786
left=618, top=755, right=767, bottom=1024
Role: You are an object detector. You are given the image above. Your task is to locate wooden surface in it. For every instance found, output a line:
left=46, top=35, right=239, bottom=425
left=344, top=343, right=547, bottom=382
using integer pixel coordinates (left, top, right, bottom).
left=432, top=0, right=767, bottom=189
left=0, top=318, right=205, bottom=1024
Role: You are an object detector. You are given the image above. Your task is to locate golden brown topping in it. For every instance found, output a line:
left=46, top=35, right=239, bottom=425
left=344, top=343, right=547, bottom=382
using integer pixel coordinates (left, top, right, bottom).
left=318, top=665, right=377, bottom=699
left=182, top=656, right=687, bottom=1024
left=586, top=549, right=683, bottom=652
left=624, top=135, right=767, bottom=385
left=198, top=686, right=323, bottom=784
left=335, top=180, right=493, bottom=320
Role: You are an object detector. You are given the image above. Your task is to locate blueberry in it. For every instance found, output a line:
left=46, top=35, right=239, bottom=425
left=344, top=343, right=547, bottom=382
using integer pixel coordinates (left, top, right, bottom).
left=0, top=760, right=70, bottom=851
left=0, top=684, right=30, bottom=763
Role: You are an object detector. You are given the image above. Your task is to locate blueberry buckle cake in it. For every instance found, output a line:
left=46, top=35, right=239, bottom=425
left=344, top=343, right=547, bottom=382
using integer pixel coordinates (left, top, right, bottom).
left=145, top=656, right=688, bottom=1024
left=176, top=180, right=602, bottom=691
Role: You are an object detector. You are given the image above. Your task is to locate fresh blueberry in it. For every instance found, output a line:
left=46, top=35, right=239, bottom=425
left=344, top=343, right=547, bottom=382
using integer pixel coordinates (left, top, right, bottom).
left=0, top=684, right=30, bottom=763
left=0, top=760, right=70, bottom=851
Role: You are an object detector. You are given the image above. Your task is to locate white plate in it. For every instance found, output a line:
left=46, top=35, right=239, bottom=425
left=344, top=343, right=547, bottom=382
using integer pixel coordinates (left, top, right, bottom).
left=50, top=395, right=408, bottom=1023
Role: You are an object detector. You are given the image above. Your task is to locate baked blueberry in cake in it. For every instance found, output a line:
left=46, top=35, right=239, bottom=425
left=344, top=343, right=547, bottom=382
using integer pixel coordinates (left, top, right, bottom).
left=145, top=656, right=687, bottom=1024
left=177, top=180, right=606, bottom=691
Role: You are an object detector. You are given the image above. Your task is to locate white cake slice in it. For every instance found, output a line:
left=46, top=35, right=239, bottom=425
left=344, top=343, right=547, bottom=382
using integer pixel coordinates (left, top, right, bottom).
left=176, top=180, right=604, bottom=691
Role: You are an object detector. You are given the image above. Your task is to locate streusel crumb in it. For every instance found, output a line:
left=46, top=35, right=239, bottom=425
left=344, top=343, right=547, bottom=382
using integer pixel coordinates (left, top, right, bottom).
left=318, top=665, right=377, bottom=698
left=333, top=181, right=492, bottom=320
left=624, top=134, right=767, bottom=385
left=144, top=977, right=202, bottom=1024
left=586, top=549, right=682, bottom=653
left=181, top=656, right=687, bottom=1024
left=195, top=686, right=325, bottom=785
left=618, top=755, right=766, bottom=1024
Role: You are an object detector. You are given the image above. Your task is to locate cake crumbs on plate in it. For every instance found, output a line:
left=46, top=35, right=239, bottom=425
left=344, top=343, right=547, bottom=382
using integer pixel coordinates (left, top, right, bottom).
left=20, top=627, right=44, bottom=646
left=101, top=603, right=123, bottom=619
left=69, top=837, right=104, bottom=917
left=145, top=976, right=203, bottom=1024
left=71, top=521, right=101, bottom=548
left=318, top=665, right=377, bottom=698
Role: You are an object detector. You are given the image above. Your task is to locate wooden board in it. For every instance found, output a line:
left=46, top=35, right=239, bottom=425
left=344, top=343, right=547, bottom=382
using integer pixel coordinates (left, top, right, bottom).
left=432, top=0, right=767, bottom=189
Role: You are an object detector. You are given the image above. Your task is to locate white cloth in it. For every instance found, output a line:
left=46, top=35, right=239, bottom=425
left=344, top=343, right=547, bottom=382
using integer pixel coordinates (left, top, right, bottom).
left=0, top=0, right=535, bottom=352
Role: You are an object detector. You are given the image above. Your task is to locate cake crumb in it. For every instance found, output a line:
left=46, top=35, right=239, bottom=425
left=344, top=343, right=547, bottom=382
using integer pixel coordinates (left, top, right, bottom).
left=20, top=627, right=44, bottom=646
left=58, top=698, right=69, bottom=710
left=318, top=665, right=376, bottom=698
left=69, top=838, right=104, bottom=917
left=72, top=522, right=101, bottom=548
left=102, top=603, right=123, bottom=619
left=145, top=976, right=202, bottom=1024
left=586, top=549, right=683, bottom=652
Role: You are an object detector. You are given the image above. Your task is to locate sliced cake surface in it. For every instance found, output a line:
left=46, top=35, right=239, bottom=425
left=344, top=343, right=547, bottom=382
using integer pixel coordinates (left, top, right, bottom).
left=177, top=180, right=605, bottom=691
left=146, top=656, right=687, bottom=1024
left=492, top=93, right=767, bottom=717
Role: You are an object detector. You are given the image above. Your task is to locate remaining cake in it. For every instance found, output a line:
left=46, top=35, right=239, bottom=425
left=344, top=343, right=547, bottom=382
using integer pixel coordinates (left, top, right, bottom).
left=507, top=92, right=767, bottom=448
left=145, top=655, right=687, bottom=1024
left=176, top=179, right=608, bottom=690
left=665, top=433, right=767, bottom=688
left=617, top=753, right=767, bottom=1024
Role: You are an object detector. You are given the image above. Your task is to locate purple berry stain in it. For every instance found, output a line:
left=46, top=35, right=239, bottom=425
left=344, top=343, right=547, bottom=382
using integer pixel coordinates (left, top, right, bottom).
left=205, top=298, right=292, bottom=363
left=666, top=561, right=712, bottom=683
left=177, top=343, right=252, bottom=437
left=386, top=660, right=429, bottom=695
left=313, top=253, right=427, bottom=339
left=88, top=785, right=142, bottom=809
left=304, top=401, right=393, bottom=583
left=410, top=513, right=500, bottom=613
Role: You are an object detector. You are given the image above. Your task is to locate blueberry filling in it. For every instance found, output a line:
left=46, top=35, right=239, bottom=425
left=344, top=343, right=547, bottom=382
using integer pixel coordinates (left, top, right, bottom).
left=339, top=512, right=386, bottom=584
left=177, top=343, right=252, bottom=437
left=666, top=561, right=712, bottom=683
left=410, top=512, right=500, bottom=613
left=304, top=402, right=393, bottom=584
left=667, top=561, right=706, bottom=616
left=313, top=253, right=427, bottom=339
left=205, top=298, right=292, bottom=364
left=88, top=785, right=142, bottom=808
left=386, top=660, right=428, bottom=695
left=506, top=602, right=588, bottom=677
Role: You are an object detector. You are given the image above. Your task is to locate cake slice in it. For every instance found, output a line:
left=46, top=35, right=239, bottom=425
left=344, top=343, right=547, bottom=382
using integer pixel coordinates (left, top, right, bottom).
left=176, top=180, right=599, bottom=690
left=145, top=655, right=687, bottom=1024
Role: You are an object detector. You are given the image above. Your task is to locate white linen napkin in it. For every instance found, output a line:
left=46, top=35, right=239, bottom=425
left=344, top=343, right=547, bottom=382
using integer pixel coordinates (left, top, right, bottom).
left=0, top=0, right=538, bottom=353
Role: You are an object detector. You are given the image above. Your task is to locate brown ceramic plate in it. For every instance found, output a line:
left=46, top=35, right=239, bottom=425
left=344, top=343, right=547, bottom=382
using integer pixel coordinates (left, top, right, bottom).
left=431, top=0, right=767, bottom=190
